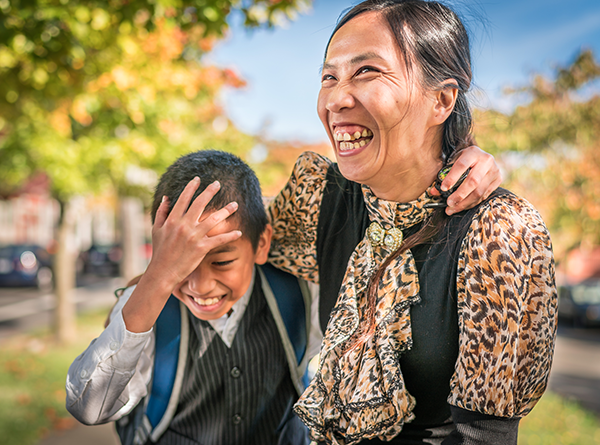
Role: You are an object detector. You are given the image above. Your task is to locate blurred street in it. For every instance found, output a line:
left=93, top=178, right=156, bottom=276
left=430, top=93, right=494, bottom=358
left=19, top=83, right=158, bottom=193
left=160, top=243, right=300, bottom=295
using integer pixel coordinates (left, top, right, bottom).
left=0, top=277, right=123, bottom=445
left=549, top=326, right=600, bottom=415
left=0, top=276, right=123, bottom=343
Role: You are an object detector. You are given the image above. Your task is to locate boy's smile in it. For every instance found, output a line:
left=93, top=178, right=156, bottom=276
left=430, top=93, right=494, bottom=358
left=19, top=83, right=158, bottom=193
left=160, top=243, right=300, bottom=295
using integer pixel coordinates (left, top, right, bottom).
left=172, top=215, right=271, bottom=320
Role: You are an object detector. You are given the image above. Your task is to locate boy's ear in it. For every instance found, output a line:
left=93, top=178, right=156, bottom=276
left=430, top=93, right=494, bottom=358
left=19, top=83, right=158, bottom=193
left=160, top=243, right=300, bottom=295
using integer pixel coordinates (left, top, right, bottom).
left=254, top=223, right=273, bottom=265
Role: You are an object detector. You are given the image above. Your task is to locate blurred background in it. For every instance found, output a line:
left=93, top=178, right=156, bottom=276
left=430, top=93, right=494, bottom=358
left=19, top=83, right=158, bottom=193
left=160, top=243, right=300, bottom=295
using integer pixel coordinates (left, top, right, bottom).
left=0, top=0, right=599, bottom=444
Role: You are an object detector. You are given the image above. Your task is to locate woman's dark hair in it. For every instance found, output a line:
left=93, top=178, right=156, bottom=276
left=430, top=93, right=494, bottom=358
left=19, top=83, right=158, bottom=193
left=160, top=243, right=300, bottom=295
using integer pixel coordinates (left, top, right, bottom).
left=151, top=150, right=268, bottom=250
left=326, top=0, right=475, bottom=346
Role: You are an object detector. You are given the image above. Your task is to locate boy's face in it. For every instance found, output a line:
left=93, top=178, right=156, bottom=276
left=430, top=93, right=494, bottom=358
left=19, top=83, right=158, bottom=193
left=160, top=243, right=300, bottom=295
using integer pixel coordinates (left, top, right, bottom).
left=172, top=216, right=272, bottom=320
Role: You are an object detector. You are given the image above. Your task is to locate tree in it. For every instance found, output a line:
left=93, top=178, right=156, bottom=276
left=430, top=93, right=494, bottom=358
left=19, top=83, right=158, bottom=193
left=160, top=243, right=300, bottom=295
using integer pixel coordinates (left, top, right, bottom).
left=0, top=0, right=310, bottom=343
left=473, top=49, right=600, bottom=260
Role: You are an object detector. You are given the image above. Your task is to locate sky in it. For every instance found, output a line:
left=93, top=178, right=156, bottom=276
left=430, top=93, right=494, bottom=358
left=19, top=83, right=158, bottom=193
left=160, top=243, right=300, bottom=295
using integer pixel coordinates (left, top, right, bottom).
left=207, top=0, right=600, bottom=143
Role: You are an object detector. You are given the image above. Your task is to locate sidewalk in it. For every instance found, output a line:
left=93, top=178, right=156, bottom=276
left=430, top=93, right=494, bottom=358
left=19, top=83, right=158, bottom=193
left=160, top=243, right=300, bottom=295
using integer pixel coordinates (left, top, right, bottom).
left=38, top=422, right=119, bottom=445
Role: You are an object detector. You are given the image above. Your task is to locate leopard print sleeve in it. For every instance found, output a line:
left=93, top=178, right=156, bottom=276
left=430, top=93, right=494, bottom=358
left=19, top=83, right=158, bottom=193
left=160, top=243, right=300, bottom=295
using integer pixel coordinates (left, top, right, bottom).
left=267, top=151, right=332, bottom=284
left=449, top=192, right=558, bottom=418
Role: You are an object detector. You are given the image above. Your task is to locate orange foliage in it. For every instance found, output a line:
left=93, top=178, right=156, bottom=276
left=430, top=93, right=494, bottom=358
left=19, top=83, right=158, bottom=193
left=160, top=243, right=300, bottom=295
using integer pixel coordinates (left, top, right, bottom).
left=70, top=98, right=92, bottom=126
left=16, top=393, right=32, bottom=406
left=78, top=20, right=246, bottom=128
left=259, top=140, right=332, bottom=196
left=49, top=103, right=72, bottom=137
left=195, top=103, right=221, bottom=122
left=111, top=66, right=136, bottom=90
left=4, top=359, right=26, bottom=378
left=198, top=36, right=217, bottom=52
left=44, top=407, right=76, bottom=431
left=223, top=68, right=247, bottom=88
left=141, top=20, right=187, bottom=62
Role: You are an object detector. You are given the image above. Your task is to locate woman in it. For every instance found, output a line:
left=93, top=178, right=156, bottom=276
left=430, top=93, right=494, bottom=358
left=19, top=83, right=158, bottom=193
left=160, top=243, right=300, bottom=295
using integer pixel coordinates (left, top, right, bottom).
left=268, top=1, right=557, bottom=444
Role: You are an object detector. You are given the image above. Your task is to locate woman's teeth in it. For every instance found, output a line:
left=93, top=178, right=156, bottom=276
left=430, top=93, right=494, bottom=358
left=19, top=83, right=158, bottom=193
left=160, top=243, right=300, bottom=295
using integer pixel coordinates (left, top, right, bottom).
left=335, top=129, right=372, bottom=142
left=340, top=140, right=370, bottom=150
left=193, top=296, right=222, bottom=306
left=335, top=129, right=373, bottom=151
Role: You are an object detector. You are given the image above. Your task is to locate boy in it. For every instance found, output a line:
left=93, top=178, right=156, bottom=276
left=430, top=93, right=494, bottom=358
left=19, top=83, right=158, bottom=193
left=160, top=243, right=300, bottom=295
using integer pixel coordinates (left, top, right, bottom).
left=66, top=150, right=320, bottom=445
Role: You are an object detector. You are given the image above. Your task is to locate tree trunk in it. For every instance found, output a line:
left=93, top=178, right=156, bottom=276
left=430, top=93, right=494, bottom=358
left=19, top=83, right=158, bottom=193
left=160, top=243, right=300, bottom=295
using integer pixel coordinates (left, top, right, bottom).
left=54, top=198, right=79, bottom=344
left=120, top=197, right=146, bottom=283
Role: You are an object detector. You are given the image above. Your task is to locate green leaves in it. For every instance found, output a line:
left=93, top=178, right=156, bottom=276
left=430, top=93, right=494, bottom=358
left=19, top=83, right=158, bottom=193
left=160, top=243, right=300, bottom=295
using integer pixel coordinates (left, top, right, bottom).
left=474, top=49, right=600, bottom=256
left=0, top=0, right=310, bottom=200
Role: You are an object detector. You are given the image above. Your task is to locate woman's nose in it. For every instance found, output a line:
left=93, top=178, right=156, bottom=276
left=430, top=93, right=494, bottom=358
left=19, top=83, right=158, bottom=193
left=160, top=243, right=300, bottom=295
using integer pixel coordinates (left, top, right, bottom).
left=326, top=82, right=355, bottom=113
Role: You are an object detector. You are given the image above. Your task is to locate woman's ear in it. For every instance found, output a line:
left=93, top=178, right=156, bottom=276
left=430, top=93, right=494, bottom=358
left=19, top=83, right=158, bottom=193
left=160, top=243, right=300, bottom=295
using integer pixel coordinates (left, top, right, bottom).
left=431, top=81, right=459, bottom=124
left=254, top=223, right=273, bottom=265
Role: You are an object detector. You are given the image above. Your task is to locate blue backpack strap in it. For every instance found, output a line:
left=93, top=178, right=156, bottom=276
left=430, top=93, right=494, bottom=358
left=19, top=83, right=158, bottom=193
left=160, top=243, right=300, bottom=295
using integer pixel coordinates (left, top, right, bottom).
left=261, top=263, right=307, bottom=365
left=145, top=295, right=181, bottom=428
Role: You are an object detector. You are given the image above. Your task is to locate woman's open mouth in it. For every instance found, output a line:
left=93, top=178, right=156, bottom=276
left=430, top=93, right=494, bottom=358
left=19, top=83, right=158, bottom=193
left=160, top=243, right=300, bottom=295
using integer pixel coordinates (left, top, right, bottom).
left=334, top=128, right=373, bottom=152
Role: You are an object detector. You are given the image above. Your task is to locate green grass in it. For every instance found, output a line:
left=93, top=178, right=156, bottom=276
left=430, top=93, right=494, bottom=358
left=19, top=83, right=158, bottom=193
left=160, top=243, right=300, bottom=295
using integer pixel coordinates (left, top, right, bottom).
left=520, top=392, right=600, bottom=444
left=0, top=308, right=109, bottom=445
left=1, top=308, right=599, bottom=445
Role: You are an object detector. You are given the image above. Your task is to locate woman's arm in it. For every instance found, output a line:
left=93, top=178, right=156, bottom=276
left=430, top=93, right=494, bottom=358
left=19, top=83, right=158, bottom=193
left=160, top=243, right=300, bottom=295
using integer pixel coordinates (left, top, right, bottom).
left=443, top=407, right=520, bottom=445
left=267, top=151, right=332, bottom=283
left=448, top=192, right=557, bottom=442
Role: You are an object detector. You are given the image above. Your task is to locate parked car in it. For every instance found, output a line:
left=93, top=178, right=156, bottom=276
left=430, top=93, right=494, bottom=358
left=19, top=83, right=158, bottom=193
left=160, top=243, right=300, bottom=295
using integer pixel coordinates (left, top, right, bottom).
left=558, top=281, right=600, bottom=327
left=78, top=244, right=122, bottom=277
left=0, top=244, right=53, bottom=289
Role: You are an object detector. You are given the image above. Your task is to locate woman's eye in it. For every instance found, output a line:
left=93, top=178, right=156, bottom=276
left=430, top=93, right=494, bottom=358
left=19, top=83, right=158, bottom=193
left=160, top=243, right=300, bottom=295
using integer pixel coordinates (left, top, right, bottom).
left=358, top=66, right=377, bottom=75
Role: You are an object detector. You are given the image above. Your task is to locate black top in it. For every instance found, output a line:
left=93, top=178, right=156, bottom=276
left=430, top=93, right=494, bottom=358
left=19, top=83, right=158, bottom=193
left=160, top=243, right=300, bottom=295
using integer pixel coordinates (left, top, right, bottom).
left=161, top=278, right=308, bottom=445
left=316, top=164, right=518, bottom=444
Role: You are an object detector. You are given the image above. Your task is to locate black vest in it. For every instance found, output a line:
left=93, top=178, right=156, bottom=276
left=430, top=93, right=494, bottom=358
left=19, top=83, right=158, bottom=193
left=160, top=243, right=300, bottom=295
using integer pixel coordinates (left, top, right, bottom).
left=316, top=164, right=507, bottom=439
left=157, top=277, right=305, bottom=445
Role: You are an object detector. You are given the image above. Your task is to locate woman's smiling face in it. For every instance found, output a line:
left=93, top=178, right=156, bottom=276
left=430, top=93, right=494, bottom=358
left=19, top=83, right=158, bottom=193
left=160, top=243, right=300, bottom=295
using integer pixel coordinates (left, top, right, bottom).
left=318, top=11, right=442, bottom=200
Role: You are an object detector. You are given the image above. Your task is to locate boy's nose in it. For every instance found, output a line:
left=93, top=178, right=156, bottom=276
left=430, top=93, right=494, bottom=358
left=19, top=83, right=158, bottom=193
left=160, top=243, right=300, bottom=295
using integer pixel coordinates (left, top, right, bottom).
left=186, top=267, right=216, bottom=296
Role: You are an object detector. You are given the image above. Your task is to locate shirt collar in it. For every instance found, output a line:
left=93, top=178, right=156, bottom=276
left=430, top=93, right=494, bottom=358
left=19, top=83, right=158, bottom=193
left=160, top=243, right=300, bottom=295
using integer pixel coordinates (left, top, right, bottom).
left=205, top=267, right=255, bottom=347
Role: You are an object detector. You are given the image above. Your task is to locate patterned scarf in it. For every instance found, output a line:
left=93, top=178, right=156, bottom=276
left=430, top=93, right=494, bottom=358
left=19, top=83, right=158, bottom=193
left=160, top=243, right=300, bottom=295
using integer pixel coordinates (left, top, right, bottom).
left=294, top=185, right=436, bottom=445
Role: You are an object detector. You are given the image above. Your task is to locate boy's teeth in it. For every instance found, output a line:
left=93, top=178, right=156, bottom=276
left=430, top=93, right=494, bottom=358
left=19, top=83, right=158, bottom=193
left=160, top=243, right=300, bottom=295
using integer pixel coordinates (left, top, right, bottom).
left=362, top=129, right=368, bottom=137
left=193, top=296, right=221, bottom=306
left=353, top=131, right=361, bottom=139
left=343, top=133, right=352, bottom=141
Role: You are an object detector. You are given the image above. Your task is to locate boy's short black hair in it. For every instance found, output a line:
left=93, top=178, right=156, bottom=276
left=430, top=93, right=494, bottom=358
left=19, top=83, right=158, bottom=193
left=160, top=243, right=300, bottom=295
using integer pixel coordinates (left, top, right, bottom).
left=151, top=150, right=268, bottom=250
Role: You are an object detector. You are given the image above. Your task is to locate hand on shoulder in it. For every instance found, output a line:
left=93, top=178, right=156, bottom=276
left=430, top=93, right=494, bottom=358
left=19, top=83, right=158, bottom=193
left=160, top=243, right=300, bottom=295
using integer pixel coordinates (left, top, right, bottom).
left=432, top=145, right=502, bottom=215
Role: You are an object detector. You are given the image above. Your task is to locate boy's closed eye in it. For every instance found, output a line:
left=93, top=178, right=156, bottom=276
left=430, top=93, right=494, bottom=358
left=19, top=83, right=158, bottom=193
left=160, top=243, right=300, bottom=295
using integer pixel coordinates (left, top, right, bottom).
left=213, top=260, right=235, bottom=267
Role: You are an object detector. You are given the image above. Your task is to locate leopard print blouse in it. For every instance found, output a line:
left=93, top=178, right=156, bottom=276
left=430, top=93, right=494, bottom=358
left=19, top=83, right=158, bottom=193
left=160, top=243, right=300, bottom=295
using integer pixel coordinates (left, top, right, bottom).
left=268, top=151, right=557, bottom=444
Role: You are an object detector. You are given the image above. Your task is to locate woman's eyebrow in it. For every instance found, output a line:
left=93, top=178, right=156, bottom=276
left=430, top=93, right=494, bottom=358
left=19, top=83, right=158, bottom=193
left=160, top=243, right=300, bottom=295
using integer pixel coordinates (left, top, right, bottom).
left=323, top=52, right=384, bottom=71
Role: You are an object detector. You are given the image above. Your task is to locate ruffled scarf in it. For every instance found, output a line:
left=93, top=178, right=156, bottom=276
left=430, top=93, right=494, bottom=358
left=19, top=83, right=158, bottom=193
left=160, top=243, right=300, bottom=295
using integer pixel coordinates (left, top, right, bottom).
left=294, top=185, right=437, bottom=445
